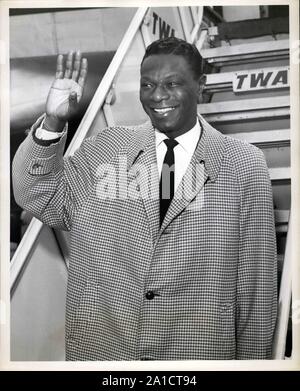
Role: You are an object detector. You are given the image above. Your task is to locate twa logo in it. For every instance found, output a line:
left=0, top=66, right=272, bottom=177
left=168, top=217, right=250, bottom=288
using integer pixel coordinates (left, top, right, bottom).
left=233, top=67, right=289, bottom=93
left=152, top=12, right=175, bottom=39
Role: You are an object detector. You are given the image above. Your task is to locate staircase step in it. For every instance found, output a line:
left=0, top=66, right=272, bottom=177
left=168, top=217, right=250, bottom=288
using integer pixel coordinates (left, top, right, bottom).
left=227, top=129, right=290, bottom=148
left=199, top=95, right=289, bottom=123
left=269, top=167, right=290, bottom=181
left=214, top=17, right=289, bottom=41
left=275, top=209, right=289, bottom=225
left=200, top=39, right=289, bottom=66
left=275, top=209, right=289, bottom=235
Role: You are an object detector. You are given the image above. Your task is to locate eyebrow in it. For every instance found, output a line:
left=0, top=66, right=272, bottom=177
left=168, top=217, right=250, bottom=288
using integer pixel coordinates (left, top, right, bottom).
left=140, top=73, right=183, bottom=81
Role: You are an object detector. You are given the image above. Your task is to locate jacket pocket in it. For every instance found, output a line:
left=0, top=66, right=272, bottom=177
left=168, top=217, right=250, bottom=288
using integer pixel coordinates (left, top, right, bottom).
left=67, top=279, right=100, bottom=343
left=219, top=303, right=236, bottom=340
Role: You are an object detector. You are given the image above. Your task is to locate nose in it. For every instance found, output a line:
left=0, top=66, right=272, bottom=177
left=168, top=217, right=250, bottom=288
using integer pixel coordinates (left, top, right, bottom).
left=151, top=85, right=169, bottom=102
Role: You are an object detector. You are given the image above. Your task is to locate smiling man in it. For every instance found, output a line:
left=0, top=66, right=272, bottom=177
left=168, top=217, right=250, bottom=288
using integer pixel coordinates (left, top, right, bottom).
left=140, top=53, right=201, bottom=138
left=12, top=37, right=277, bottom=361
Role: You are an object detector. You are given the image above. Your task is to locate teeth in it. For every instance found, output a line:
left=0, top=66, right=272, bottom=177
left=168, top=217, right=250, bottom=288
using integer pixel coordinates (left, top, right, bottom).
left=154, top=107, right=175, bottom=113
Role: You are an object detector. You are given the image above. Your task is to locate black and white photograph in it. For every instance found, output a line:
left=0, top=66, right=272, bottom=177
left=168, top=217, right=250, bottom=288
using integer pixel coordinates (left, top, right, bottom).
left=1, top=0, right=299, bottom=371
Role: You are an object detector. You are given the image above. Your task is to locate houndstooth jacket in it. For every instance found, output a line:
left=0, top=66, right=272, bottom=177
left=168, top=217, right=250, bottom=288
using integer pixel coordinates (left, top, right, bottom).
left=12, top=114, right=277, bottom=361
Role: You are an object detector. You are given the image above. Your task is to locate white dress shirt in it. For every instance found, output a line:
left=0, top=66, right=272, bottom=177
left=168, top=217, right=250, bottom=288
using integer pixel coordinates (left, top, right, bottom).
left=35, top=118, right=64, bottom=140
left=155, top=120, right=201, bottom=193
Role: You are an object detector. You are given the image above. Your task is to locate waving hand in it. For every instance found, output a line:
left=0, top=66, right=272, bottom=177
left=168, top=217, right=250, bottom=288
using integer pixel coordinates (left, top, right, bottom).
left=44, top=51, right=88, bottom=132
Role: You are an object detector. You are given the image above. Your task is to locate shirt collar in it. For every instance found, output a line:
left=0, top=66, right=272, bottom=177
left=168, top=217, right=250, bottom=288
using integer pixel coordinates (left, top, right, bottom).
left=127, top=115, right=226, bottom=183
left=155, top=120, right=201, bottom=152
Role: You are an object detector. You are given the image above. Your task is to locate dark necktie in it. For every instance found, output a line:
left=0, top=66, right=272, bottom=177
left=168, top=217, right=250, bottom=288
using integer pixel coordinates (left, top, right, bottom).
left=159, top=138, right=178, bottom=225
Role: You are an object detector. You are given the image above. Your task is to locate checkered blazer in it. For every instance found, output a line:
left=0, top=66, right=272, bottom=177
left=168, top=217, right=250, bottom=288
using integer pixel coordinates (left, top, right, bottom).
left=12, top=114, right=277, bottom=360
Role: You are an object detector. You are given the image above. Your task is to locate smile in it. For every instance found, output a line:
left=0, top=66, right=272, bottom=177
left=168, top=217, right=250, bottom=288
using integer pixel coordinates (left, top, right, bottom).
left=152, top=107, right=176, bottom=114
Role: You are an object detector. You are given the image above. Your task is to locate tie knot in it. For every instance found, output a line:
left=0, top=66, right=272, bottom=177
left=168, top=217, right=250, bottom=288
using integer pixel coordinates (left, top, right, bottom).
left=164, top=138, right=178, bottom=150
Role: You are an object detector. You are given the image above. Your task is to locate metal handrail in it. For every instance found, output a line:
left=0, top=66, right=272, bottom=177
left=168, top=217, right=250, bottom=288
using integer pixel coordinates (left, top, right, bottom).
left=10, top=7, right=149, bottom=291
left=272, top=218, right=292, bottom=358
left=65, top=7, right=148, bottom=156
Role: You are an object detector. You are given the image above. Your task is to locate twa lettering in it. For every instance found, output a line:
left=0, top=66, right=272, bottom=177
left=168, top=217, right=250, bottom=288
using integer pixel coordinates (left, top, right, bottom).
left=233, top=67, right=289, bottom=92
left=152, top=11, right=175, bottom=39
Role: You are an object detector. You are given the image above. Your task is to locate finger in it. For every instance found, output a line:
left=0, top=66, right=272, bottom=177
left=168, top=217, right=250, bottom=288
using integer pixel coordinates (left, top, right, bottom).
left=64, top=51, right=74, bottom=79
left=72, top=50, right=82, bottom=82
left=55, top=54, right=64, bottom=79
left=78, top=58, right=88, bottom=88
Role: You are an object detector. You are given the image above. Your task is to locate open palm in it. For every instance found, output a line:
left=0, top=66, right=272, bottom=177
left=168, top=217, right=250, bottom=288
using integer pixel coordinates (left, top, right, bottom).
left=46, top=51, right=88, bottom=123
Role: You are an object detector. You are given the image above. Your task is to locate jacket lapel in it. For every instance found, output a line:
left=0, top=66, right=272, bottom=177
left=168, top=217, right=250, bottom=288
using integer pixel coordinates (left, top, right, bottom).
left=126, top=121, right=160, bottom=245
left=159, top=150, right=208, bottom=233
left=159, top=115, right=227, bottom=235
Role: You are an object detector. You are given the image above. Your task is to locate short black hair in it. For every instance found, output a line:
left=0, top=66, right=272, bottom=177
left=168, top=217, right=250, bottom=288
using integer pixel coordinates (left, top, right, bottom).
left=141, top=37, right=205, bottom=80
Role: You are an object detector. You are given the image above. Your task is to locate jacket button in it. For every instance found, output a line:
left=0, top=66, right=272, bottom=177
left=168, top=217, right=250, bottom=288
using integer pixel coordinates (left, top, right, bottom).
left=145, top=290, right=155, bottom=300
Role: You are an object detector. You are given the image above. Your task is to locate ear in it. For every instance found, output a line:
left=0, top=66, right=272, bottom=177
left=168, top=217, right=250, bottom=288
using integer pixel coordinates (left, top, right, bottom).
left=197, top=74, right=206, bottom=104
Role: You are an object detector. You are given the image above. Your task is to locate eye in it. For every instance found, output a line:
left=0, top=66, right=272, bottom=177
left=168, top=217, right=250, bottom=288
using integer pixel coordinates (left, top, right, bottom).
left=141, top=82, right=153, bottom=89
left=168, top=81, right=179, bottom=88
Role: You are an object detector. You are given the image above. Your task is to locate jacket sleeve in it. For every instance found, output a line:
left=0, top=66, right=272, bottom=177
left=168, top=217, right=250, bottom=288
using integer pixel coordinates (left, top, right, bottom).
left=12, top=116, right=93, bottom=231
left=236, top=147, right=278, bottom=359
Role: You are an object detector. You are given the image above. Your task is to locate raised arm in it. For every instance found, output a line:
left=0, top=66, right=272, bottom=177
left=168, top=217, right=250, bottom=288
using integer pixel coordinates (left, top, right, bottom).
left=12, top=51, right=92, bottom=231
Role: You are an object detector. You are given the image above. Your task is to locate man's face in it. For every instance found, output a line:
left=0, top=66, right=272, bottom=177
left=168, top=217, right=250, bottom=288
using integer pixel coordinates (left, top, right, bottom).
left=140, top=54, right=202, bottom=138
